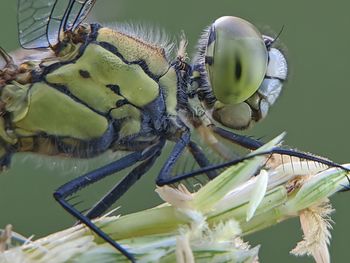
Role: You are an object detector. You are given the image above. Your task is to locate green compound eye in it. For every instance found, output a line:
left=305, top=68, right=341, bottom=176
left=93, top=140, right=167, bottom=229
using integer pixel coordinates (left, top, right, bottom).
left=206, top=16, right=268, bottom=104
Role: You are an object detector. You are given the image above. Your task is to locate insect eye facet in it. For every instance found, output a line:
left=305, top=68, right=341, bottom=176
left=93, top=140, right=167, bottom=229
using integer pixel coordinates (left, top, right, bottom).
left=206, top=16, right=268, bottom=105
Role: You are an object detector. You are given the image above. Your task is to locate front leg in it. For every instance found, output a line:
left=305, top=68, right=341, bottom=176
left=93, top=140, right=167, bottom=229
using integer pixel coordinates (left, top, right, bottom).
left=85, top=139, right=165, bottom=219
left=156, top=132, right=191, bottom=186
left=54, top=142, right=164, bottom=263
left=212, top=126, right=349, bottom=171
left=156, top=126, right=350, bottom=186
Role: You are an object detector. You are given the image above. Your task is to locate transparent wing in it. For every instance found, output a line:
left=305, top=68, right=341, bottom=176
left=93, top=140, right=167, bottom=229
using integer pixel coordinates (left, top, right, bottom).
left=18, top=0, right=96, bottom=49
left=65, top=0, right=96, bottom=31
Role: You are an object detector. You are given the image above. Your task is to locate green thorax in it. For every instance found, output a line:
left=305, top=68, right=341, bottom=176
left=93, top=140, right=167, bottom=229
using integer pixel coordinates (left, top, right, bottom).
left=0, top=24, right=181, bottom=160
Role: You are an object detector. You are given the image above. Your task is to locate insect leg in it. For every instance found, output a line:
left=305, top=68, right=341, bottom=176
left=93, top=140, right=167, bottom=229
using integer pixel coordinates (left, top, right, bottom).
left=54, top=142, right=164, bottom=262
left=156, top=132, right=191, bottom=186
left=157, top=127, right=350, bottom=185
left=211, top=126, right=263, bottom=150
left=188, top=141, right=217, bottom=179
left=156, top=150, right=270, bottom=185
left=85, top=140, right=165, bottom=219
left=211, top=126, right=349, bottom=171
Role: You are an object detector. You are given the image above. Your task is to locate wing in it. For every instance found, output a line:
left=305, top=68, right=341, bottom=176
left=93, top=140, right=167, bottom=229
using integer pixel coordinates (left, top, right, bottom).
left=18, top=0, right=96, bottom=49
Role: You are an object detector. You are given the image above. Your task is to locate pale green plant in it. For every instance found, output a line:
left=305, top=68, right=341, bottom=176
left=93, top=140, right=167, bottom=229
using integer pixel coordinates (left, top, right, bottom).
left=0, top=134, right=348, bottom=263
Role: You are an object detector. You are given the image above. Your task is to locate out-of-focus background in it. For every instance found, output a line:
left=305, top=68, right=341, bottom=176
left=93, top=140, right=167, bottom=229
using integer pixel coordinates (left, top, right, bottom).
left=0, top=1, right=349, bottom=262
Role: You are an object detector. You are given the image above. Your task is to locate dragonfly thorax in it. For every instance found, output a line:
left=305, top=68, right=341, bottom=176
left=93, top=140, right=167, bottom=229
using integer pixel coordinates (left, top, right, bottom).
left=0, top=22, right=190, bottom=164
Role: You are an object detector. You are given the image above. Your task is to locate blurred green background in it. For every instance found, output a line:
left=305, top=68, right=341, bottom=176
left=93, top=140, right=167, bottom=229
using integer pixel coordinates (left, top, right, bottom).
left=0, top=0, right=349, bottom=262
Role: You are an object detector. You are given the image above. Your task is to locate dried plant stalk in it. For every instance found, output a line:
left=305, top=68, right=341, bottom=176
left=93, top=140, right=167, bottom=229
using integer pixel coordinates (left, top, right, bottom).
left=0, top=134, right=348, bottom=263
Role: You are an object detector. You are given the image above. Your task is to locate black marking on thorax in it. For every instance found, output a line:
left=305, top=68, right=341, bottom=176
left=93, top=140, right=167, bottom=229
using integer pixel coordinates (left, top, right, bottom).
left=139, top=87, right=184, bottom=136
left=97, top=41, right=161, bottom=82
left=105, top=84, right=121, bottom=95
left=44, top=82, right=107, bottom=117
left=116, top=99, right=129, bottom=108
left=55, top=123, right=116, bottom=158
left=79, top=69, right=91, bottom=78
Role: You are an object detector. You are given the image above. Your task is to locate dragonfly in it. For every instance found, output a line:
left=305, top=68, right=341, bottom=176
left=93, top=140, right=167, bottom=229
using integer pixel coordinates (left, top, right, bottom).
left=0, top=0, right=348, bottom=261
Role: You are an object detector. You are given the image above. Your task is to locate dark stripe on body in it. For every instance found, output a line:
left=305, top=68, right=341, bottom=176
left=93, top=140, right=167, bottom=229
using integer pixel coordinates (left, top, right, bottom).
left=116, top=99, right=129, bottom=107
left=97, top=41, right=161, bottom=81
left=41, top=82, right=108, bottom=117
left=106, top=84, right=121, bottom=95
left=15, top=123, right=117, bottom=158
left=56, top=123, right=117, bottom=158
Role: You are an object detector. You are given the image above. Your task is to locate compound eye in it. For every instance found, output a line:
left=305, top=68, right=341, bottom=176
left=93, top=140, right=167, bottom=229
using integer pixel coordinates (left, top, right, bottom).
left=206, top=16, right=268, bottom=104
